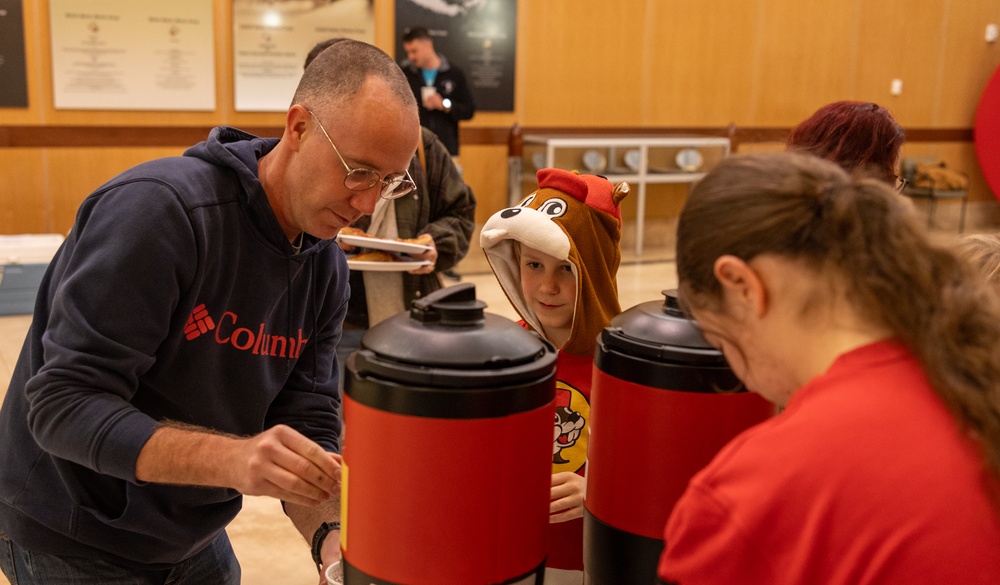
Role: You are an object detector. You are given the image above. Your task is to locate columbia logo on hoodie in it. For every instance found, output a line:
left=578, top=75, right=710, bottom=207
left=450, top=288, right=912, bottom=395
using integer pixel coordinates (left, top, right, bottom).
left=184, top=304, right=215, bottom=340
left=184, top=303, right=309, bottom=358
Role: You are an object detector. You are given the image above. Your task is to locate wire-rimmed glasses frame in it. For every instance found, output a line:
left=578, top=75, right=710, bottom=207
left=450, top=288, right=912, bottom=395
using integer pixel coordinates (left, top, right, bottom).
left=306, top=109, right=416, bottom=200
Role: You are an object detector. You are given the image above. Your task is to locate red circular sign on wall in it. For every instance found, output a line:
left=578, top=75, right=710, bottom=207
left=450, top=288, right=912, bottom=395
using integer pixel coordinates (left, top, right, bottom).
left=975, top=64, right=1000, bottom=202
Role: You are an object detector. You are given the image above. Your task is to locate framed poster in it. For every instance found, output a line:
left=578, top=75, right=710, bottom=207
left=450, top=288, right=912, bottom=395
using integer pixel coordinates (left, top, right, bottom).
left=395, top=0, right=516, bottom=112
left=0, top=0, right=28, bottom=108
left=49, top=0, right=215, bottom=110
left=233, top=0, right=375, bottom=112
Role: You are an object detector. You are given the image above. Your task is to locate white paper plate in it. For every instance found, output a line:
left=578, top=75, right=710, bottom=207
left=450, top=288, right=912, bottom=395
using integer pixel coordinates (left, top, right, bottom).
left=582, top=149, right=607, bottom=172
left=675, top=148, right=704, bottom=172
left=337, top=234, right=432, bottom=255
left=347, top=258, right=432, bottom=271
left=623, top=149, right=641, bottom=172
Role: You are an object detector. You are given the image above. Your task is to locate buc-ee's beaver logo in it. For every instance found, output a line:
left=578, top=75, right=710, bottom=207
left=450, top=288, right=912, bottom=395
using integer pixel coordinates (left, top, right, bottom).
left=553, top=382, right=589, bottom=473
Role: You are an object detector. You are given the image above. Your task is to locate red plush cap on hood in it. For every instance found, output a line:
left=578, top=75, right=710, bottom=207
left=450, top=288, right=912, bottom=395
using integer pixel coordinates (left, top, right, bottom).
left=536, top=168, right=624, bottom=224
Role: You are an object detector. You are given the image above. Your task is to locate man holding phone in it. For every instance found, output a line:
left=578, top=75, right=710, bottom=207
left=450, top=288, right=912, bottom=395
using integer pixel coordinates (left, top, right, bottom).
left=400, top=26, right=476, bottom=163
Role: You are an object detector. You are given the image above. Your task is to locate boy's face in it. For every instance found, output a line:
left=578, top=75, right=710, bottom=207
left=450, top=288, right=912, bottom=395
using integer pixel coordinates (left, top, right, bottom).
left=519, top=245, right=577, bottom=338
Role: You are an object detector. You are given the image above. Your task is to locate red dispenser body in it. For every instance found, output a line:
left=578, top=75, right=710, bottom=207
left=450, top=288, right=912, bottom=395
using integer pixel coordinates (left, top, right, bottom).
left=340, top=284, right=556, bottom=585
left=583, top=292, right=773, bottom=584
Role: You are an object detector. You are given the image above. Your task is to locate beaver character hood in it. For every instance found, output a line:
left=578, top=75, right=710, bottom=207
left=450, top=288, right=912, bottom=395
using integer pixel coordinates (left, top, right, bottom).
left=481, top=168, right=629, bottom=356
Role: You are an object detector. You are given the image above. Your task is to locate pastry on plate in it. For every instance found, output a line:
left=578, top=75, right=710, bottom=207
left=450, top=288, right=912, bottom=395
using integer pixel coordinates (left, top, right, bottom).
left=396, top=235, right=431, bottom=246
left=339, top=226, right=371, bottom=238
left=350, top=250, right=399, bottom=262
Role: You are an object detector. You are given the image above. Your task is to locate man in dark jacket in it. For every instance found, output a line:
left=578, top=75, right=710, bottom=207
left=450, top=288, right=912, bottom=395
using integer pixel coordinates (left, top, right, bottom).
left=400, top=26, right=476, bottom=159
left=0, top=40, right=418, bottom=584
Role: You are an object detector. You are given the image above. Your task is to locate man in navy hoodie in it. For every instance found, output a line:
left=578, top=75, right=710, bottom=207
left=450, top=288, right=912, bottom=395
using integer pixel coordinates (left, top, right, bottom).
left=0, top=40, right=419, bottom=583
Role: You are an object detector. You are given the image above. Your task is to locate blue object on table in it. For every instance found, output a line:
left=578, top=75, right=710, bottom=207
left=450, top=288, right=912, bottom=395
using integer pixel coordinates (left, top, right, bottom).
left=0, top=263, right=46, bottom=316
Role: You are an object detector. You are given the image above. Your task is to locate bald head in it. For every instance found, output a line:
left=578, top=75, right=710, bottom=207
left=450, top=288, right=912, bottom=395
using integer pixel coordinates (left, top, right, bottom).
left=293, top=39, right=416, bottom=117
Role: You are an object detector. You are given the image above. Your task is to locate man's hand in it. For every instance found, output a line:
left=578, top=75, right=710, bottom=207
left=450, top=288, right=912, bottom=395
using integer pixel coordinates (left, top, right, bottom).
left=231, top=425, right=341, bottom=506
left=423, top=92, right=445, bottom=111
left=550, top=471, right=586, bottom=523
left=408, top=233, right=438, bottom=275
left=136, top=423, right=341, bottom=507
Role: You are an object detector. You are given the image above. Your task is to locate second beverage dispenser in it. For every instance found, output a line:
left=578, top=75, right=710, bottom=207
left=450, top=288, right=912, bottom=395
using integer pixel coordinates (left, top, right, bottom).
left=584, top=290, right=774, bottom=584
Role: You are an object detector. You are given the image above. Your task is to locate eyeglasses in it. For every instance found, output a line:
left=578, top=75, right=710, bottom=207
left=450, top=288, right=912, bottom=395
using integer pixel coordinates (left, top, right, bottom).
left=895, top=177, right=909, bottom=193
left=306, top=109, right=416, bottom=200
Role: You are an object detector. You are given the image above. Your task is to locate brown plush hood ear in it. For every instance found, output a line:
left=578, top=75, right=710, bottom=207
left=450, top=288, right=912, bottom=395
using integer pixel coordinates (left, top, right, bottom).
left=481, top=169, right=629, bottom=355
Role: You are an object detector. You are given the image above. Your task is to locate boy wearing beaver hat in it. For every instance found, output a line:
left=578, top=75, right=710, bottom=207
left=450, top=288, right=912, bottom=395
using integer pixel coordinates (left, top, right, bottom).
left=481, top=168, right=629, bottom=582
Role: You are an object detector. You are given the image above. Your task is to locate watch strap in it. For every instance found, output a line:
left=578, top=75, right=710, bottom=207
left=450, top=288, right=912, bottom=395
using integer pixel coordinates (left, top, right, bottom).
left=311, top=520, right=340, bottom=571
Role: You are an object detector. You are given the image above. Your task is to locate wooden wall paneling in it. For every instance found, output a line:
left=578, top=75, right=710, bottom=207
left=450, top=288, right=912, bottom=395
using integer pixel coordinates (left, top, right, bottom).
left=855, top=0, right=945, bottom=126
left=615, top=183, right=686, bottom=254
left=518, top=0, right=647, bottom=126
left=214, top=0, right=238, bottom=127
left=466, top=111, right=518, bottom=131
left=0, top=149, right=48, bottom=233
left=644, top=0, right=761, bottom=126
left=937, top=0, right=1000, bottom=126
left=624, top=182, right=690, bottom=224
left=752, top=0, right=860, bottom=125
left=458, top=144, right=509, bottom=226
left=517, top=1, right=568, bottom=125
left=373, top=0, right=395, bottom=55
left=733, top=141, right=786, bottom=155
left=46, top=147, right=186, bottom=234
left=35, top=0, right=54, bottom=123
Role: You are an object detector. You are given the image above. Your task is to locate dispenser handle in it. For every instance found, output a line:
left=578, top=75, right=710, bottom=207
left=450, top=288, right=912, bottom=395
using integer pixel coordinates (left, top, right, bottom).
left=662, top=289, right=685, bottom=317
left=410, top=283, right=486, bottom=325
left=411, top=282, right=477, bottom=312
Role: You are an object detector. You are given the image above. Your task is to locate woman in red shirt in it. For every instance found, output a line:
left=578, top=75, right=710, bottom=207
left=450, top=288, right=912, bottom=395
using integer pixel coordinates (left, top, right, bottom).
left=659, top=152, right=1000, bottom=584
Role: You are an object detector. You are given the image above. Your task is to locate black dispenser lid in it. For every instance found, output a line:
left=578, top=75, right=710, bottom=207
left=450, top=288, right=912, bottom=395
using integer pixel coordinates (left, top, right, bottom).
left=596, top=289, right=741, bottom=393
left=354, top=283, right=557, bottom=389
left=602, top=289, right=725, bottom=365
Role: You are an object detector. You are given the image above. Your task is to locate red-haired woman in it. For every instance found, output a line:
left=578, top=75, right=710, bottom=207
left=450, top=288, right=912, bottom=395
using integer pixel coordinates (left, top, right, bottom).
left=787, top=101, right=905, bottom=186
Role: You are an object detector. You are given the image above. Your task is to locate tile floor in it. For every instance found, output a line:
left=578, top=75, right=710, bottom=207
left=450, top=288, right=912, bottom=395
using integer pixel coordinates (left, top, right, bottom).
left=0, top=246, right=679, bottom=585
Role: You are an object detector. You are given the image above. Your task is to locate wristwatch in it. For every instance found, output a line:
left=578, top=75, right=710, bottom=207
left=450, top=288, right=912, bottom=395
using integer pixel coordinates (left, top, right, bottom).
left=311, top=520, right=340, bottom=572
left=442, top=98, right=452, bottom=112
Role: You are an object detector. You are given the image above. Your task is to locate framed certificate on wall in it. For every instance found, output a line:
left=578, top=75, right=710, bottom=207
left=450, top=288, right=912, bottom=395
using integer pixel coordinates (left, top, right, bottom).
left=49, top=0, right=215, bottom=110
left=233, top=0, right=375, bottom=112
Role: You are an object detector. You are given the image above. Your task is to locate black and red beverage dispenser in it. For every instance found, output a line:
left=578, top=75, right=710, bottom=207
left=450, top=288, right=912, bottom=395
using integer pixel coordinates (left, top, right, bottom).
left=340, top=283, right=556, bottom=585
left=584, top=290, right=774, bottom=584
